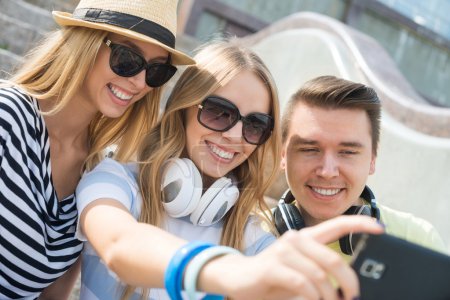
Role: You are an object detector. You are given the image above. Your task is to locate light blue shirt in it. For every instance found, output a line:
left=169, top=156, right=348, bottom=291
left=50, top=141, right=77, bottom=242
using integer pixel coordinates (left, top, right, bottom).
left=76, top=158, right=276, bottom=300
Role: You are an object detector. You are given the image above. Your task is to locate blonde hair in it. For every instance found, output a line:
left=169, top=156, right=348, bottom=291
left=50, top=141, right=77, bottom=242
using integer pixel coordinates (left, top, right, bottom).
left=122, top=40, right=281, bottom=299
left=7, top=26, right=162, bottom=171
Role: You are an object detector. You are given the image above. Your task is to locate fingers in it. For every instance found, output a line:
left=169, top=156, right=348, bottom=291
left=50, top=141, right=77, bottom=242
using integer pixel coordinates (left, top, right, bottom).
left=220, top=253, right=323, bottom=300
left=283, top=215, right=382, bottom=300
left=301, top=215, right=384, bottom=245
left=226, top=239, right=334, bottom=300
left=263, top=266, right=323, bottom=300
left=276, top=243, right=338, bottom=300
left=293, top=239, right=358, bottom=300
left=225, top=216, right=383, bottom=300
left=277, top=231, right=354, bottom=300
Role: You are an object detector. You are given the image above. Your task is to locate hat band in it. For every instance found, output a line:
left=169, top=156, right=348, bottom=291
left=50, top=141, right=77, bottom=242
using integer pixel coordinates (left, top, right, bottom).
left=72, top=8, right=175, bottom=48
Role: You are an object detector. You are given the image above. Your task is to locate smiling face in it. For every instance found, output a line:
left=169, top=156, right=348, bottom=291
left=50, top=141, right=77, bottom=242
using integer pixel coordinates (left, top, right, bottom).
left=81, top=33, right=169, bottom=118
left=281, top=102, right=376, bottom=226
left=184, top=70, right=271, bottom=185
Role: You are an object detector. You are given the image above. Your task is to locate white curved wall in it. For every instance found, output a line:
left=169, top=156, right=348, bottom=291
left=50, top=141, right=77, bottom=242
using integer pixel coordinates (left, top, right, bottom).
left=369, top=112, right=450, bottom=251
left=251, top=28, right=450, bottom=251
left=251, top=29, right=367, bottom=109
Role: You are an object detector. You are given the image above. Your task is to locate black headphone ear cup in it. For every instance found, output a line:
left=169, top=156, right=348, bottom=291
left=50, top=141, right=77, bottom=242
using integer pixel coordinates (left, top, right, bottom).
left=274, top=203, right=305, bottom=235
left=273, top=205, right=289, bottom=235
left=339, top=234, right=353, bottom=255
left=339, top=232, right=364, bottom=256
left=340, top=205, right=372, bottom=255
left=286, top=204, right=305, bottom=230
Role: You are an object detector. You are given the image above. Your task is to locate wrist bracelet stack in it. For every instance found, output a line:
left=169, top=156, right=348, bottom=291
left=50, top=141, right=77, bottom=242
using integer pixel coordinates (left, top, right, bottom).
left=184, top=246, right=241, bottom=300
left=164, top=242, right=241, bottom=300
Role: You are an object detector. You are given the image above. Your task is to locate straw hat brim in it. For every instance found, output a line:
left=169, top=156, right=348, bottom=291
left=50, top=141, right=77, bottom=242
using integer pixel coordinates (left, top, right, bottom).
left=52, top=11, right=195, bottom=65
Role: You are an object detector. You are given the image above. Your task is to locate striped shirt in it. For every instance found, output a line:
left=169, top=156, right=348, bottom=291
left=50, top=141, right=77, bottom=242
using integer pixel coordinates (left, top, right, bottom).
left=0, top=87, right=83, bottom=299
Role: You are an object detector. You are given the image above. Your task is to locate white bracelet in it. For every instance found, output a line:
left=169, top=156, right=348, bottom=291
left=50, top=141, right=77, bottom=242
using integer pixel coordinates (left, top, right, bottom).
left=184, top=246, right=241, bottom=300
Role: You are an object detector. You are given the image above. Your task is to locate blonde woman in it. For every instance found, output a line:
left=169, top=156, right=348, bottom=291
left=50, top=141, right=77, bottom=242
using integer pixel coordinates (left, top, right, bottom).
left=0, top=0, right=194, bottom=298
left=76, top=42, right=383, bottom=300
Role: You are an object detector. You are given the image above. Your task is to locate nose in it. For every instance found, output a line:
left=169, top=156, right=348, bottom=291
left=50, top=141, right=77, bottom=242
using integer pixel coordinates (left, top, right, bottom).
left=316, top=152, right=339, bottom=179
left=222, top=120, right=244, bottom=142
left=127, top=69, right=148, bottom=90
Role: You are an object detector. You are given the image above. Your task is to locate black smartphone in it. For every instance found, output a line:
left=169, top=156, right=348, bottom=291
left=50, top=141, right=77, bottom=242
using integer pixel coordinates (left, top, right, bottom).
left=350, top=233, right=450, bottom=300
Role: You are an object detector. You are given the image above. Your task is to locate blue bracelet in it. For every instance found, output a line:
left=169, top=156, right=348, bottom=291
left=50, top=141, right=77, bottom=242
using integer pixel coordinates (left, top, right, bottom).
left=165, top=241, right=214, bottom=300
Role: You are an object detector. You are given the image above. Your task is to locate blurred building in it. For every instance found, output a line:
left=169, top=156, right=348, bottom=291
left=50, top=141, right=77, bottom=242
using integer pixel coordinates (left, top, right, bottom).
left=179, top=0, right=450, bottom=107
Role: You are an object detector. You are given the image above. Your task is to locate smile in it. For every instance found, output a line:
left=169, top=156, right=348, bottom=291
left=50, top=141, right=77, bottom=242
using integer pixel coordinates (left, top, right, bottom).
left=207, top=142, right=235, bottom=160
left=108, top=84, right=133, bottom=101
left=311, top=187, right=341, bottom=196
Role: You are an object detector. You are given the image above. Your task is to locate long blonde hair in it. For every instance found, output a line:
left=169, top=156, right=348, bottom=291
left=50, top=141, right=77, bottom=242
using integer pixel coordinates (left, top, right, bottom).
left=7, top=26, right=163, bottom=170
left=121, top=40, right=281, bottom=300
left=139, top=40, right=281, bottom=244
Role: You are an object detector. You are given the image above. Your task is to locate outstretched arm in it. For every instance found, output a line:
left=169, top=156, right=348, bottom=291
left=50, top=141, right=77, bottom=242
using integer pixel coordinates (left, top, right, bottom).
left=81, top=199, right=186, bottom=288
left=81, top=200, right=382, bottom=300
left=198, top=215, right=383, bottom=300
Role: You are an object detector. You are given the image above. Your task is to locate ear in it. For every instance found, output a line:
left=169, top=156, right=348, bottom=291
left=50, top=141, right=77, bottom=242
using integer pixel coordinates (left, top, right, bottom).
left=280, top=145, right=287, bottom=170
left=369, top=155, right=376, bottom=175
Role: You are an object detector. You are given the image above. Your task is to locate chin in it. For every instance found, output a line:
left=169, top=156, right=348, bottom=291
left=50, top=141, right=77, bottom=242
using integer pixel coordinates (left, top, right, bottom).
left=204, top=171, right=226, bottom=180
left=310, top=209, right=340, bottom=222
left=202, top=167, right=230, bottom=180
left=102, top=109, right=127, bottom=119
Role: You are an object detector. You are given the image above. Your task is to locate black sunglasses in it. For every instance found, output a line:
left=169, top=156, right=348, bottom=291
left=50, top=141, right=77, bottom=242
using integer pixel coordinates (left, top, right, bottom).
left=197, top=96, right=274, bottom=145
left=104, top=39, right=177, bottom=88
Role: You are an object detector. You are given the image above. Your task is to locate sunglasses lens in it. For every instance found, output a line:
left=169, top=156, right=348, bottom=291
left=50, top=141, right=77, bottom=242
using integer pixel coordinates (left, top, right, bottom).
left=110, top=46, right=145, bottom=77
left=198, top=97, right=273, bottom=145
left=199, top=98, right=238, bottom=131
left=146, top=64, right=177, bottom=87
left=242, top=114, right=273, bottom=145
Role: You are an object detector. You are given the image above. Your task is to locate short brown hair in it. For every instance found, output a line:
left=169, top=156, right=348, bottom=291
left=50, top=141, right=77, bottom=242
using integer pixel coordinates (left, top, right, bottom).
left=281, top=76, right=381, bottom=155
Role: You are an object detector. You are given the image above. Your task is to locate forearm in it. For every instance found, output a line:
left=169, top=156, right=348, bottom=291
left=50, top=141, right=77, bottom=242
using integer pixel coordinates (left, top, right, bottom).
left=82, top=200, right=188, bottom=287
left=103, top=222, right=186, bottom=287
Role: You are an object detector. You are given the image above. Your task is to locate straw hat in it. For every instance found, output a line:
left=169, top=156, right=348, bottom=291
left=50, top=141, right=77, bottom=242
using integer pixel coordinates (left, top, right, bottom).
left=52, top=0, right=195, bottom=65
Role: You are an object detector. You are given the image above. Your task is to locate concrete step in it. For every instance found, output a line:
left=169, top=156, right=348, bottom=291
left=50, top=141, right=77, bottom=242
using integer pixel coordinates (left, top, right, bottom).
left=0, top=12, right=46, bottom=55
left=0, top=0, right=55, bottom=31
left=23, top=0, right=77, bottom=12
left=0, top=48, right=22, bottom=78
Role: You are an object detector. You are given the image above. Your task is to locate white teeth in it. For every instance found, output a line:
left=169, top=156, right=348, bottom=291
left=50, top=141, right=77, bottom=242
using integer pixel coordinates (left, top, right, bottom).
left=208, top=143, right=234, bottom=159
left=312, top=187, right=341, bottom=196
left=109, top=85, right=133, bottom=100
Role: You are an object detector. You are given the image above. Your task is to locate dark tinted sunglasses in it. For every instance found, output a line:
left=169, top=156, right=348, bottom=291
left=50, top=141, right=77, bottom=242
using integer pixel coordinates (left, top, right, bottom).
left=197, top=96, right=274, bottom=145
left=104, top=39, right=177, bottom=88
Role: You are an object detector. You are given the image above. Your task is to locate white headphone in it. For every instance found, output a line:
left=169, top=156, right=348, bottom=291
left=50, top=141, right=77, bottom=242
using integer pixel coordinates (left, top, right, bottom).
left=161, top=158, right=239, bottom=226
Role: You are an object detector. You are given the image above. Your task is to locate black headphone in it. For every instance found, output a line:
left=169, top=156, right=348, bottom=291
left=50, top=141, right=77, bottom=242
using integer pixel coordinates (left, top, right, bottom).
left=273, top=185, right=380, bottom=255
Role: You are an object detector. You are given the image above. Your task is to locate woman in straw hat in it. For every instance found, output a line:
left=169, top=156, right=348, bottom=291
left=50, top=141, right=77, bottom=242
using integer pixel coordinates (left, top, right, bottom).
left=0, top=0, right=194, bottom=298
left=76, top=41, right=383, bottom=300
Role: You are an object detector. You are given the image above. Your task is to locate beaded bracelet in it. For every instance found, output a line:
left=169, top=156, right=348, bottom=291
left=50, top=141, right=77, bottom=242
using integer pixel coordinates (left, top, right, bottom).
left=184, top=246, right=242, bottom=300
left=165, top=241, right=214, bottom=300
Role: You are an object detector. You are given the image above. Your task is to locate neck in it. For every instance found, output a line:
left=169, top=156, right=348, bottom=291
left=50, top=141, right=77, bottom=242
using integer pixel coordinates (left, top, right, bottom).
left=38, top=96, right=97, bottom=146
left=201, top=174, right=216, bottom=191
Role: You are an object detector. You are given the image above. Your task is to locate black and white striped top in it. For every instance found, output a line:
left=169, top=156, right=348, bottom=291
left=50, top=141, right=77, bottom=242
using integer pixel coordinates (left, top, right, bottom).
left=0, top=87, right=83, bottom=299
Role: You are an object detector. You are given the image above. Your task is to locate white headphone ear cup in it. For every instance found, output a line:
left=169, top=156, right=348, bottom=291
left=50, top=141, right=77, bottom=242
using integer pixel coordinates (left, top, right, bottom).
left=190, top=177, right=239, bottom=226
left=161, top=158, right=202, bottom=217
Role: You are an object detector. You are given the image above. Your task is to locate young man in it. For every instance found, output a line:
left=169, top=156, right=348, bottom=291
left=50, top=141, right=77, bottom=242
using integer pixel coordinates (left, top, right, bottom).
left=274, top=75, right=446, bottom=259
